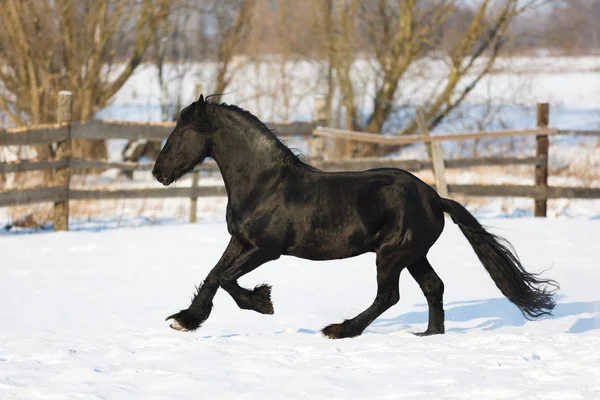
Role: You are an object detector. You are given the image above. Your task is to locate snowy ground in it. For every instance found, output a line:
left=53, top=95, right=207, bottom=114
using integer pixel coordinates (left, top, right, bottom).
left=1, top=219, right=599, bottom=399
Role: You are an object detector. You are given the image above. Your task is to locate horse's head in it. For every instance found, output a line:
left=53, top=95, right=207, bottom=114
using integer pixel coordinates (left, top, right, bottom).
left=153, top=94, right=216, bottom=186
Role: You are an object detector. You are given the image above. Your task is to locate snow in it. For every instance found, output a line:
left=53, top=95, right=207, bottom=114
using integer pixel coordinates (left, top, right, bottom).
left=1, top=218, right=600, bottom=399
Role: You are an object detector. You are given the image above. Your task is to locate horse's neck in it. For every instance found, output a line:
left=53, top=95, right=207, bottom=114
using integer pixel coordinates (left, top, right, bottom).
left=211, top=123, right=286, bottom=200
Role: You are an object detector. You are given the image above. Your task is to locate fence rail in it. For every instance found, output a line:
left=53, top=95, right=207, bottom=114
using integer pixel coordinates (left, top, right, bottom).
left=313, top=126, right=561, bottom=145
left=0, top=123, right=70, bottom=146
left=1, top=93, right=599, bottom=230
left=312, top=127, right=600, bottom=144
left=446, top=184, right=600, bottom=200
left=0, top=186, right=67, bottom=207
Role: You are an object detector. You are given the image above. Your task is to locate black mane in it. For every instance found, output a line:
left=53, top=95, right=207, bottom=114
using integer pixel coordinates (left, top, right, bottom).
left=208, top=100, right=319, bottom=171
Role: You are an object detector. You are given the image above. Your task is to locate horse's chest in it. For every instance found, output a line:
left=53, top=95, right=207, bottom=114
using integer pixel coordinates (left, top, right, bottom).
left=226, top=206, right=282, bottom=247
left=225, top=207, right=246, bottom=237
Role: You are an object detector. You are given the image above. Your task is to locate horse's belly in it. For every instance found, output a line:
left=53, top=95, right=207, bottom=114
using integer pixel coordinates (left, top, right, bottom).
left=284, top=233, right=374, bottom=261
left=285, top=247, right=369, bottom=261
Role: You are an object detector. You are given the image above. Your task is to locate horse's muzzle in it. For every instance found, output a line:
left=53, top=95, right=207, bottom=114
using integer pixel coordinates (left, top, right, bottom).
left=152, top=166, right=171, bottom=186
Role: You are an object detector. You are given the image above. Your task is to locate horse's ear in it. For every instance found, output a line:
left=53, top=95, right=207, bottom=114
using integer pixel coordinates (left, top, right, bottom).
left=196, top=94, right=205, bottom=113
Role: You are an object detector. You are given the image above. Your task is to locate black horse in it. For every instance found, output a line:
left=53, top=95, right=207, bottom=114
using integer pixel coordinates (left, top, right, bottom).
left=152, top=95, right=558, bottom=339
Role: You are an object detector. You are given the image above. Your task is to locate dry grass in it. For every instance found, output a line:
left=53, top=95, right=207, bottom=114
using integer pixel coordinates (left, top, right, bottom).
left=551, top=145, right=600, bottom=185
left=3, top=198, right=199, bottom=231
left=5, top=204, right=53, bottom=229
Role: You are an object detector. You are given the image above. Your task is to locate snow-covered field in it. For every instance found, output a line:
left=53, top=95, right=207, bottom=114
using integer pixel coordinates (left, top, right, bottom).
left=1, top=218, right=599, bottom=399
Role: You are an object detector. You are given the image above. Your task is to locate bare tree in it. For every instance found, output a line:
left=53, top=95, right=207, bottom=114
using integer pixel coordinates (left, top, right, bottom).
left=123, top=0, right=191, bottom=167
left=317, top=0, right=552, bottom=157
left=0, top=0, right=169, bottom=161
left=403, top=1, right=523, bottom=135
left=120, top=0, right=256, bottom=165
left=542, top=0, right=600, bottom=54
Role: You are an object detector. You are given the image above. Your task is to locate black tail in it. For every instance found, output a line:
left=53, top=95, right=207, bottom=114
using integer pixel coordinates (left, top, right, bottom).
left=441, top=198, right=559, bottom=319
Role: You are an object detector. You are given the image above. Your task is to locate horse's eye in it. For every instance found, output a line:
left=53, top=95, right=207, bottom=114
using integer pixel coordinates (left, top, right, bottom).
left=177, top=130, right=184, bottom=136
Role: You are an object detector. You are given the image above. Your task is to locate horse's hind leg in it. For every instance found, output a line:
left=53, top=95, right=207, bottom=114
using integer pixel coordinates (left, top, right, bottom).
left=321, top=249, right=420, bottom=339
left=408, top=256, right=445, bottom=336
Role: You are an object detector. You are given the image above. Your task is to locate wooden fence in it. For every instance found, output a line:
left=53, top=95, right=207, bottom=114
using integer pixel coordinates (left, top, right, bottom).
left=313, top=104, right=600, bottom=217
left=1, top=92, right=599, bottom=231
left=0, top=93, right=326, bottom=229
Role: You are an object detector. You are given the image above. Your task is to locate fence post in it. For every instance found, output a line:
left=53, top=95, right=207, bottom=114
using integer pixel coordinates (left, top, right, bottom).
left=53, top=91, right=72, bottom=231
left=416, top=107, right=448, bottom=197
left=190, top=169, right=199, bottom=223
left=310, top=96, right=327, bottom=160
left=535, top=103, right=549, bottom=217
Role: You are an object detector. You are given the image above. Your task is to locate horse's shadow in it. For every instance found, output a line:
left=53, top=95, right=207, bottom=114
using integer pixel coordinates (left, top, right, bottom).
left=370, top=297, right=600, bottom=334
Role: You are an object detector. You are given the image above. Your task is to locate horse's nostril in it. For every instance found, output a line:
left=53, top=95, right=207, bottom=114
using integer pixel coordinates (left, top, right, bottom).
left=152, top=169, right=169, bottom=185
left=152, top=168, right=168, bottom=185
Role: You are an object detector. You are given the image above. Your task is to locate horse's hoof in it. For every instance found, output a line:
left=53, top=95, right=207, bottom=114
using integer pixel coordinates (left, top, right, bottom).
left=165, top=309, right=200, bottom=332
left=252, top=284, right=274, bottom=315
left=412, top=329, right=444, bottom=337
left=169, top=319, right=190, bottom=332
left=321, top=321, right=361, bottom=339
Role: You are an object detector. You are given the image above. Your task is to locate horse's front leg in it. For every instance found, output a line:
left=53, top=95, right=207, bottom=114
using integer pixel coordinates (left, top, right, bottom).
left=166, top=237, right=244, bottom=332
